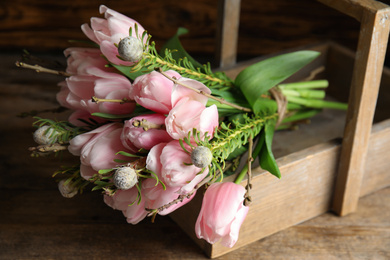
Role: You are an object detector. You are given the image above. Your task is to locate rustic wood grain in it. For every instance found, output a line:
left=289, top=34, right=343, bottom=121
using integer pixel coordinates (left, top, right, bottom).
left=0, top=0, right=366, bottom=62
left=170, top=40, right=390, bottom=257
left=215, top=0, right=241, bottom=68
left=0, top=47, right=389, bottom=259
left=331, top=1, right=390, bottom=216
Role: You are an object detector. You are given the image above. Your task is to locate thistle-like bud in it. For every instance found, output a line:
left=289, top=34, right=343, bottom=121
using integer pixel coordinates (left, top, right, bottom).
left=118, top=36, right=144, bottom=62
left=191, top=146, right=213, bottom=168
left=113, top=167, right=138, bottom=190
left=33, top=125, right=58, bottom=145
left=58, top=179, right=78, bottom=198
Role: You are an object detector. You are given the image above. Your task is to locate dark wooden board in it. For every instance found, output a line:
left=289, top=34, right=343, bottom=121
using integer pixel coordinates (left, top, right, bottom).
left=1, top=50, right=389, bottom=259
left=0, top=0, right=366, bottom=62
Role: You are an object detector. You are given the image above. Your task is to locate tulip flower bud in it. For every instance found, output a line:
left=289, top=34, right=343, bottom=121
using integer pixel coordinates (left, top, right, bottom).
left=33, top=125, right=58, bottom=145
left=113, top=167, right=138, bottom=190
left=191, top=146, right=212, bottom=168
left=118, top=36, right=144, bottom=62
left=58, top=179, right=78, bottom=198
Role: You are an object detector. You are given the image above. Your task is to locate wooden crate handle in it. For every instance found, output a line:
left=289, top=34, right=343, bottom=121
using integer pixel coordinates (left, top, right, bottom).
left=215, top=0, right=241, bottom=68
left=318, top=0, right=390, bottom=216
left=216, top=0, right=390, bottom=216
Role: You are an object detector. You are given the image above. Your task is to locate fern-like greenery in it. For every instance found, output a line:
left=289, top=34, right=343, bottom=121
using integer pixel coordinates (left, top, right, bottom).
left=120, top=28, right=234, bottom=90
left=211, top=112, right=278, bottom=161
left=33, top=117, right=87, bottom=144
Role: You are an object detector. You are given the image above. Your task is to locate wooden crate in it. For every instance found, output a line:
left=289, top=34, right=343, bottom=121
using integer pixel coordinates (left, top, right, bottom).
left=170, top=0, right=390, bottom=258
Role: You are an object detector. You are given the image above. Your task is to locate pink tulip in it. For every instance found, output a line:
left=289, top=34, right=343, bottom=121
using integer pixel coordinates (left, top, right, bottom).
left=104, top=189, right=148, bottom=224
left=142, top=177, right=196, bottom=215
left=165, top=99, right=218, bottom=140
left=195, top=182, right=249, bottom=248
left=68, top=123, right=137, bottom=172
left=64, top=47, right=112, bottom=75
left=142, top=143, right=196, bottom=215
left=58, top=46, right=136, bottom=117
left=171, top=77, right=211, bottom=107
left=58, top=70, right=135, bottom=116
left=81, top=5, right=145, bottom=66
left=130, top=70, right=181, bottom=114
left=121, top=114, right=172, bottom=151
left=146, top=141, right=209, bottom=194
left=79, top=164, right=98, bottom=180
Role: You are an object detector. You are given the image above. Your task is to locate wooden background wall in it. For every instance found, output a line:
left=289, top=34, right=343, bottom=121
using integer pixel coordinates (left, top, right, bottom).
left=1, top=0, right=390, bottom=65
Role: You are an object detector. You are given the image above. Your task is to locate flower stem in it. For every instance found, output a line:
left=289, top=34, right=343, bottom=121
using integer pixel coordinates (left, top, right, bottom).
left=234, top=136, right=263, bottom=184
left=278, top=79, right=328, bottom=90
left=286, top=96, right=348, bottom=110
left=15, top=61, right=71, bottom=77
left=91, top=96, right=134, bottom=104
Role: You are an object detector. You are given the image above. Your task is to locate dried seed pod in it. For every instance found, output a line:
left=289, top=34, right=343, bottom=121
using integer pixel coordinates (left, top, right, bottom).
left=118, top=36, right=144, bottom=62
left=33, top=125, right=58, bottom=145
left=191, top=146, right=213, bottom=168
left=58, top=179, right=78, bottom=198
left=113, top=167, right=138, bottom=190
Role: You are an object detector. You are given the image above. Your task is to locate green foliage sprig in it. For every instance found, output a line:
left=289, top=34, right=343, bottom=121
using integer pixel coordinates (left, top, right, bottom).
left=112, top=26, right=233, bottom=90
left=211, top=113, right=278, bottom=161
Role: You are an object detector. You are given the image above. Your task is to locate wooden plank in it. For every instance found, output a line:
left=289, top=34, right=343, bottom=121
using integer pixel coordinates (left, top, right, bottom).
left=221, top=187, right=390, bottom=260
left=361, top=119, right=390, bottom=196
left=2, top=48, right=389, bottom=259
left=1, top=0, right=362, bottom=59
left=170, top=118, right=390, bottom=258
left=171, top=140, right=342, bottom=257
left=215, top=0, right=241, bottom=68
left=317, top=0, right=390, bottom=21
left=332, top=4, right=390, bottom=216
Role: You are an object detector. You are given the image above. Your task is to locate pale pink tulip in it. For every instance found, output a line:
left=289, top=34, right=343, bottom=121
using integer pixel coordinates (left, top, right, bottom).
left=79, top=164, right=98, bottom=180
left=67, top=110, right=106, bottom=127
left=121, top=114, right=172, bottom=151
left=171, top=77, right=211, bottom=107
left=195, top=182, right=249, bottom=248
left=64, top=47, right=112, bottom=75
left=58, top=46, right=135, bottom=117
left=142, top=143, right=196, bottom=215
left=146, top=140, right=208, bottom=194
left=130, top=70, right=181, bottom=114
left=165, top=99, right=218, bottom=140
left=69, top=123, right=137, bottom=171
left=81, top=5, right=145, bottom=66
left=104, top=188, right=148, bottom=224
left=142, top=177, right=196, bottom=215
left=58, top=71, right=135, bottom=116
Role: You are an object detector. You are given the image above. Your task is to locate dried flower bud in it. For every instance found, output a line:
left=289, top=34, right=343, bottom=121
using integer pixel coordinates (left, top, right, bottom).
left=33, top=125, right=58, bottom=145
left=191, top=146, right=213, bottom=168
left=118, top=36, right=144, bottom=62
left=113, top=167, right=138, bottom=190
left=58, top=179, right=78, bottom=198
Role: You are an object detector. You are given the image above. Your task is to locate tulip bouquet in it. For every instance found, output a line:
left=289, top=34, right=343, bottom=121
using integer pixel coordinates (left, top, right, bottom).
left=19, top=5, right=347, bottom=248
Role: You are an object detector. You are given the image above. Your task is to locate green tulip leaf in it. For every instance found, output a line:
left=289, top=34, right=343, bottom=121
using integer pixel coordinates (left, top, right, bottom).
left=258, top=120, right=281, bottom=178
left=235, top=50, right=320, bottom=113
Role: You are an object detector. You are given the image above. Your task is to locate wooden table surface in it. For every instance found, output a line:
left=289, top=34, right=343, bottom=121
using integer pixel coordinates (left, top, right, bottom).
left=1, top=52, right=389, bottom=259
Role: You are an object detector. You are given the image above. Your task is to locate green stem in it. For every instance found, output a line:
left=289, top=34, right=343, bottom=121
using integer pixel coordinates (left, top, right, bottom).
left=286, top=96, right=348, bottom=110
left=282, top=109, right=322, bottom=123
left=234, top=137, right=263, bottom=184
left=281, top=89, right=326, bottom=99
left=278, top=80, right=328, bottom=89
